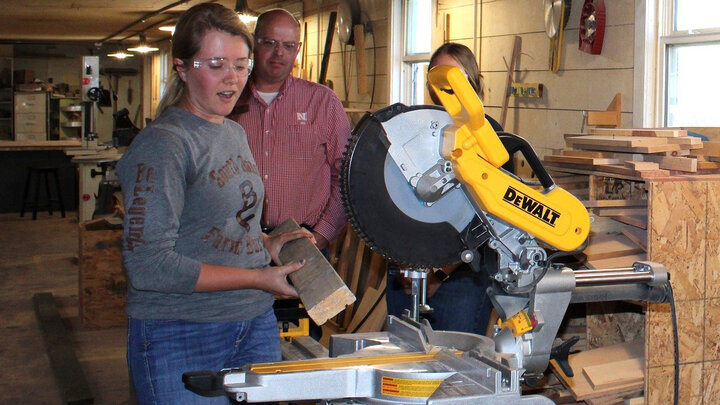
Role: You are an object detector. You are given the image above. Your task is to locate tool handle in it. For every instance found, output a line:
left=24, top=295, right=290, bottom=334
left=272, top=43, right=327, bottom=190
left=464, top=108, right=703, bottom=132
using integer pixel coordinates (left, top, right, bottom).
left=498, top=132, right=554, bottom=190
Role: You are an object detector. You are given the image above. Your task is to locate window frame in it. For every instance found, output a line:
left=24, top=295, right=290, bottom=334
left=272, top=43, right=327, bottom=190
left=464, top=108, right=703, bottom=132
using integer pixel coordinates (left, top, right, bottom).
left=390, top=0, right=435, bottom=105
left=645, top=0, right=720, bottom=127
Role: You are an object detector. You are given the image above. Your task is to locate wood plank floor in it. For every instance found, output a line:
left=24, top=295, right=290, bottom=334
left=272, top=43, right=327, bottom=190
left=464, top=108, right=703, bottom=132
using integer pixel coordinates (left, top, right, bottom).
left=0, top=213, right=132, bottom=404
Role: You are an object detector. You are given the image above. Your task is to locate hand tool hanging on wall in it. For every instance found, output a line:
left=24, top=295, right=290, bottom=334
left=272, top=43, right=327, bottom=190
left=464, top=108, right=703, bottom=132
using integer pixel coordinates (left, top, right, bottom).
left=544, top=0, right=571, bottom=72
left=500, top=36, right=522, bottom=129
left=579, top=0, right=606, bottom=55
left=318, top=11, right=337, bottom=86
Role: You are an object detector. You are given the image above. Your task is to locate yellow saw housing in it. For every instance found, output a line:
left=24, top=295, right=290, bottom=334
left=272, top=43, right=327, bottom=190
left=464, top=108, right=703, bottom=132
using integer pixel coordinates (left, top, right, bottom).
left=427, top=65, right=590, bottom=252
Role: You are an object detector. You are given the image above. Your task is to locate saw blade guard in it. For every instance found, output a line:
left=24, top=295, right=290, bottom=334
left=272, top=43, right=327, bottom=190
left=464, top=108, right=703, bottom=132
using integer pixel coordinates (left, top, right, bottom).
left=427, top=65, right=590, bottom=252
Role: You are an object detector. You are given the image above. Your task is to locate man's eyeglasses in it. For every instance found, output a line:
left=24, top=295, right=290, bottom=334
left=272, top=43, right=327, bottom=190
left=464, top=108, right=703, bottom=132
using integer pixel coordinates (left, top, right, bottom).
left=256, top=38, right=300, bottom=52
left=189, top=57, right=253, bottom=77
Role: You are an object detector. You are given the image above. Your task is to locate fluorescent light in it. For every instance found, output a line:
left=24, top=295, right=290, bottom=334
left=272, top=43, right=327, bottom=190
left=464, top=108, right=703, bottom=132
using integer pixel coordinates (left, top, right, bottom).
left=159, top=25, right=175, bottom=33
left=108, top=50, right=135, bottom=59
left=238, top=14, right=258, bottom=24
left=128, top=34, right=159, bottom=53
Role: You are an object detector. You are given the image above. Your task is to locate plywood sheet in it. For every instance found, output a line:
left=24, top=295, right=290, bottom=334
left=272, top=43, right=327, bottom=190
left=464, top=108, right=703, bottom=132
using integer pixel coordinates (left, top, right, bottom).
left=589, top=128, right=686, bottom=138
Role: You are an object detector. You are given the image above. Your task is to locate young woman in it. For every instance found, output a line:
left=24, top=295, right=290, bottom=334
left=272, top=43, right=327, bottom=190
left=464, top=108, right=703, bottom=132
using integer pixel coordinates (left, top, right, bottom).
left=117, top=3, right=312, bottom=403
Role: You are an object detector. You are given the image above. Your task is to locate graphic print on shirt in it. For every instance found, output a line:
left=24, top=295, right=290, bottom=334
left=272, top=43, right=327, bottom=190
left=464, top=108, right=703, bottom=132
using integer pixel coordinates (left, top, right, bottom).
left=125, top=163, right=154, bottom=251
left=203, top=155, right=264, bottom=256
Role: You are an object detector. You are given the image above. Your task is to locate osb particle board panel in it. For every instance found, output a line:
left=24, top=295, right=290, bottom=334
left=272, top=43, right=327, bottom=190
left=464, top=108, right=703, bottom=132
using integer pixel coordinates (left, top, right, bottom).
left=646, top=300, right=704, bottom=368
left=704, top=299, right=720, bottom=362
left=706, top=181, right=720, bottom=299
left=646, top=363, right=704, bottom=405
left=647, top=181, right=706, bottom=301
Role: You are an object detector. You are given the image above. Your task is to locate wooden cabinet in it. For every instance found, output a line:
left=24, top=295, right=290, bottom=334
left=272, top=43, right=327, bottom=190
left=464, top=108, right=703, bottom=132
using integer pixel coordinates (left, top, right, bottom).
left=14, top=92, right=48, bottom=141
left=0, top=57, right=12, bottom=140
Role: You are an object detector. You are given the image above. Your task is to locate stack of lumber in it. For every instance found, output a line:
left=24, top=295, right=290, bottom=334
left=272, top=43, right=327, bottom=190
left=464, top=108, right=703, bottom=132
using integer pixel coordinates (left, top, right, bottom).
left=544, top=128, right=720, bottom=178
left=320, top=225, right=389, bottom=346
left=550, top=340, right=645, bottom=404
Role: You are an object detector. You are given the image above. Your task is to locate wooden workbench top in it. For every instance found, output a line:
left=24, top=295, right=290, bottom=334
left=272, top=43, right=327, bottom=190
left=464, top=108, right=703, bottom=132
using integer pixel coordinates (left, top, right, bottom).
left=0, top=140, right=83, bottom=151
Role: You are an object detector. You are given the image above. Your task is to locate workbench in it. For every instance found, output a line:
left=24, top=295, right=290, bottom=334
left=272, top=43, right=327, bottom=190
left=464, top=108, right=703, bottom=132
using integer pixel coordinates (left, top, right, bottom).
left=0, top=140, right=82, bottom=213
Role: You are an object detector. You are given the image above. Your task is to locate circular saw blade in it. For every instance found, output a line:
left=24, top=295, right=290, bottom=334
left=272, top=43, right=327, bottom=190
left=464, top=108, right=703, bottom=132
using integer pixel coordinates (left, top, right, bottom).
left=341, top=104, right=475, bottom=268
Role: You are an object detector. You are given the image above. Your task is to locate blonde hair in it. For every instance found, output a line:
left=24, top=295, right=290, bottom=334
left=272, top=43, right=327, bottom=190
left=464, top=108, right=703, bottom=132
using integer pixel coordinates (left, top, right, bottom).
left=155, top=3, right=253, bottom=117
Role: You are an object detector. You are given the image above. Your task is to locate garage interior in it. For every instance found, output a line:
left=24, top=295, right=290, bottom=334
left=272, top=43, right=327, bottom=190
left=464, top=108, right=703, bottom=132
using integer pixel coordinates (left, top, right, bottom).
left=2, top=0, right=720, bottom=404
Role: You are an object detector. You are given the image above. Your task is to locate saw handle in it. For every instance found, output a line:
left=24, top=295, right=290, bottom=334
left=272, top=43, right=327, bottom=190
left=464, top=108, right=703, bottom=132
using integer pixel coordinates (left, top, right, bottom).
left=498, top=132, right=554, bottom=190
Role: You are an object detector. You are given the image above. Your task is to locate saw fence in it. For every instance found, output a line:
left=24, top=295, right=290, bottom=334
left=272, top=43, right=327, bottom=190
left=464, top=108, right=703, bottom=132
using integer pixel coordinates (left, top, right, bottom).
left=320, top=224, right=389, bottom=347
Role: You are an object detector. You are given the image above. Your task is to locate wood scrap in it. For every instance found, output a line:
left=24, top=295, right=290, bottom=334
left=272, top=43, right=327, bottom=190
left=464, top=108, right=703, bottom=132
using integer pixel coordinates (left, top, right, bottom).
left=582, top=357, right=643, bottom=390
left=270, top=219, right=356, bottom=325
left=621, top=226, right=647, bottom=251
left=643, top=154, right=697, bottom=172
left=586, top=93, right=621, bottom=128
left=623, top=161, right=659, bottom=171
left=583, top=233, right=644, bottom=261
left=550, top=340, right=644, bottom=401
left=698, top=161, right=720, bottom=170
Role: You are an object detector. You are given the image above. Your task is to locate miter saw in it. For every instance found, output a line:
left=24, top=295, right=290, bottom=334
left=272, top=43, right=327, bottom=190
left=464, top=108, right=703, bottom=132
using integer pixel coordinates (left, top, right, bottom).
left=183, top=66, right=672, bottom=404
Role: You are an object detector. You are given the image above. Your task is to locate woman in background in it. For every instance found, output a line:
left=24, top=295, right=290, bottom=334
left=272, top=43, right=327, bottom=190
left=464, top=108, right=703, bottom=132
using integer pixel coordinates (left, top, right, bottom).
left=386, top=42, right=498, bottom=336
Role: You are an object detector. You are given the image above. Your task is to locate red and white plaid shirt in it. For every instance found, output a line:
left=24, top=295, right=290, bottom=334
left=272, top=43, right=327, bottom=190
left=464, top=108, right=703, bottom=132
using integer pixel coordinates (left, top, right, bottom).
left=229, top=75, right=351, bottom=243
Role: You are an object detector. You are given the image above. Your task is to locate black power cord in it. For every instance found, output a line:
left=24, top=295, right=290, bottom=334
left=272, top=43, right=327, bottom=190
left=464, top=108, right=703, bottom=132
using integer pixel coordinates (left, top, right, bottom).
left=667, top=281, right=679, bottom=405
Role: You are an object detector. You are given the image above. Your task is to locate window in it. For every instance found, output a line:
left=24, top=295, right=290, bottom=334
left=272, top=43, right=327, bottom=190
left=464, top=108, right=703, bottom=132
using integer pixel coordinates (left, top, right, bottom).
left=659, top=0, right=720, bottom=126
left=390, top=0, right=433, bottom=105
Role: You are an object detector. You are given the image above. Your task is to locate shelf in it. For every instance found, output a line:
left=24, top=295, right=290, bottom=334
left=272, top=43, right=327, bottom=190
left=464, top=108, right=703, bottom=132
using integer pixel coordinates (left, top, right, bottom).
left=61, top=105, right=83, bottom=112
left=62, top=121, right=82, bottom=128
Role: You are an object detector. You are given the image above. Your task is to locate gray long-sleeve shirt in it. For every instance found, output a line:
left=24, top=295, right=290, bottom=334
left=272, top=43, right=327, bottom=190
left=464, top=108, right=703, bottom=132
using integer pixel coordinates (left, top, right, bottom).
left=117, top=106, right=273, bottom=321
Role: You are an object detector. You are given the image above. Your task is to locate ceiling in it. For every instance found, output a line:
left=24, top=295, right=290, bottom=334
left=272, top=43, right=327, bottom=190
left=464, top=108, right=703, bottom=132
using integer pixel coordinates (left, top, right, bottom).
left=0, top=0, right=280, bottom=46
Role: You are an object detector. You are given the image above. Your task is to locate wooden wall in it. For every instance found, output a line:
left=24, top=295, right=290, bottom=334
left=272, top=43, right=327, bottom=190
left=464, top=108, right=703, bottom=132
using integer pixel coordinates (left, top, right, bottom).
left=300, top=0, right=390, bottom=114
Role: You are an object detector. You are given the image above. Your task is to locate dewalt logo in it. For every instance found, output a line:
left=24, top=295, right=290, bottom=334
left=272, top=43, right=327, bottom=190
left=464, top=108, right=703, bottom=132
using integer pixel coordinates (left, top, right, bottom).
left=503, top=187, right=560, bottom=227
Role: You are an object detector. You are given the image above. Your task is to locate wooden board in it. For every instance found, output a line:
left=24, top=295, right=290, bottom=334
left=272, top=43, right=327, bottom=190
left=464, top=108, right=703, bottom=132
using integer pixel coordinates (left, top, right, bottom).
left=561, top=149, right=615, bottom=158
left=585, top=253, right=646, bottom=269
left=583, top=233, right=644, bottom=261
left=581, top=199, right=647, bottom=208
left=550, top=340, right=644, bottom=400
left=589, top=127, right=686, bottom=138
left=567, top=135, right=670, bottom=148
left=571, top=142, right=680, bottom=154
left=582, top=358, right=644, bottom=390
left=270, top=218, right=356, bottom=325
left=611, top=215, right=647, bottom=229
left=594, top=164, right=670, bottom=179
left=621, top=226, right=647, bottom=251
left=33, top=293, right=94, bottom=405
left=78, top=218, right=127, bottom=329
left=544, top=155, right=620, bottom=166
left=596, top=207, right=649, bottom=216
left=643, top=154, right=698, bottom=172
left=696, top=141, right=720, bottom=157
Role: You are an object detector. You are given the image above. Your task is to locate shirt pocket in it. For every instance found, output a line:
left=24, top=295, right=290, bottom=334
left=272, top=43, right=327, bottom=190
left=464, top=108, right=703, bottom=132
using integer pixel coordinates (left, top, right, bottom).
left=286, top=123, right=326, bottom=161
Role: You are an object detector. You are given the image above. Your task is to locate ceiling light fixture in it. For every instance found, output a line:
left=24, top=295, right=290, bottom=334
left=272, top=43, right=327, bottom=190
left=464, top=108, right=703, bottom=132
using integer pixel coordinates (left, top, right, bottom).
left=127, top=34, right=159, bottom=53
left=108, top=49, right=135, bottom=59
left=235, top=0, right=258, bottom=24
left=158, top=25, right=175, bottom=34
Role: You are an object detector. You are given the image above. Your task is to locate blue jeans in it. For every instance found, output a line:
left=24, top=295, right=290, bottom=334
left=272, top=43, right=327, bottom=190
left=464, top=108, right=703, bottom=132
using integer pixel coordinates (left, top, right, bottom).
left=127, top=308, right=280, bottom=405
left=386, top=264, right=492, bottom=335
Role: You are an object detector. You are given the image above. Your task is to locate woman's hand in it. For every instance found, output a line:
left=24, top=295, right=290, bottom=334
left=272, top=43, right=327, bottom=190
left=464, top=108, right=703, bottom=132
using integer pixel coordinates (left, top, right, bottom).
left=263, top=229, right=316, bottom=265
left=257, top=260, right=305, bottom=297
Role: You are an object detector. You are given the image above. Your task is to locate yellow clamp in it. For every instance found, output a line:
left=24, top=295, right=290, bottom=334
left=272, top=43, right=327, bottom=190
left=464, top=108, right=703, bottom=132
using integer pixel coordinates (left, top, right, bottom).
left=498, top=310, right=534, bottom=337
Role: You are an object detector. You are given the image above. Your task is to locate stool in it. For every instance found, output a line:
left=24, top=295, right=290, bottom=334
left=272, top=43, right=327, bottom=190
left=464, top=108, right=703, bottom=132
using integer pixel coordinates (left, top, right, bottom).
left=20, top=166, right=66, bottom=220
